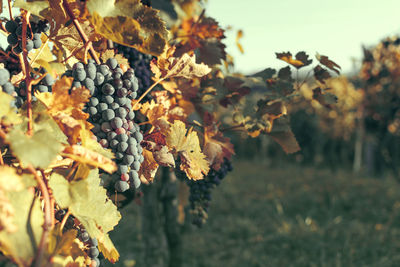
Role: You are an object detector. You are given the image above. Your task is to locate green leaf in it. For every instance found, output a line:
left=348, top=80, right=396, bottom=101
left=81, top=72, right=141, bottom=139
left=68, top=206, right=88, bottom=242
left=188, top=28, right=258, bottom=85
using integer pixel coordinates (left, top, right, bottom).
left=49, top=169, right=121, bottom=262
left=86, top=0, right=168, bottom=56
left=7, top=102, right=67, bottom=169
left=0, top=190, right=44, bottom=267
left=8, top=129, right=63, bottom=169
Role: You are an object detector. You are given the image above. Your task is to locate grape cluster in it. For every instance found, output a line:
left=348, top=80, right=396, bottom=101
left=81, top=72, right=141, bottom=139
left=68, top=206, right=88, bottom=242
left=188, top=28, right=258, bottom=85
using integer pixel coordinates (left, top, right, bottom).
left=185, top=158, right=233, bottom=226
left=5, top=17, right=49, bottom=54
left=2, top=70, right=55, bottom=108
left=114, top=44, right=153, bottom=101
left=55, top=210, right=102, bottom=266
left=0, top=47, right=21, bottom=75
left=69, top=58, right=144, bottom=192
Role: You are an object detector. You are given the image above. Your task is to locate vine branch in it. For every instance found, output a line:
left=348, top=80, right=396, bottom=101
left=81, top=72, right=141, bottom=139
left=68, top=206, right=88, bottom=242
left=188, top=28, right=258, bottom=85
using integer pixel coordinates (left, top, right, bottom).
left=59, top=209, right=71, bottom=234
left=7, top=0, right=13, bottom=20
left=29, top=165, right=53, bottom=267
left=21, top=12, right=34, bottom=136
left=132, top=78, right=165, bottom=109
left=62, top=0, right=100, bottom=64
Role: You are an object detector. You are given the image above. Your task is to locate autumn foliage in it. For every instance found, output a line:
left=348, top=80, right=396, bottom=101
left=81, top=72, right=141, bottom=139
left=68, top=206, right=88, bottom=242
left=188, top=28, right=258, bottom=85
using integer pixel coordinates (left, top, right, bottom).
left=0, top=0, right=341, bottom=266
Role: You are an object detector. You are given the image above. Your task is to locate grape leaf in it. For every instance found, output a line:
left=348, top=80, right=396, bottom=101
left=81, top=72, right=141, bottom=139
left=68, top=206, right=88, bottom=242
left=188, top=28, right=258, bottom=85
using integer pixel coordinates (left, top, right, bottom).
left=197, top=39, right=227, bottom=66
left=181, top=16, right=225, bottom=43
left=47, top=225, right=80, bottom=258
left=139, top=148, right=159, bottom=183
left=49, top=169, right=121, bottom=263
left=86, top=0, right=168, bottom=56
left=251, top=68, right=276, bottom=80
left=276, top=52, right=304, bottom=68
left=151, top=48, right=212, bottom=80
left=153, top=146, right=175, bottom=168
left=219, top=76, right=251, bottom=107
left=8, top=128, right=63, bottom=169
left=203, top=114, right=235, bottom=170
left=313, top=65, right=331, bottom=84
left=0, top=92, right=21, bottom=126
left=316, top=53, right=341, bottom=74
left=166, top=120, right=209, bottom=180
left=312, top=87, right=338, bottom=108
left=174, top=14, right=227, bottom=65
left=0, top=166, right=24, bottom=234
left=62, top=145, right=117, bottom=174
left=295, top=51, right=313, bottom=67
left=51, top=21, right=100, bottom=63
left=0, top=189, right=44, bottom=267
left=140, top=100, right=168, bottom=125
left=267, top=117, right=300, bottom=154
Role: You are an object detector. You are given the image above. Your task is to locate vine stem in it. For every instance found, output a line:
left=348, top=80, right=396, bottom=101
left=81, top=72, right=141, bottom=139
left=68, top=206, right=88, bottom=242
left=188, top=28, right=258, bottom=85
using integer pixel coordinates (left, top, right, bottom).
left=21, top=12, right=33, bottom=136
left=62, top=0, right=100, bottom=64
left=7, top=0, right=13, bottom=20
left=132, top=78, right=165, bottom=109
left=41, top=170, right=55, bottom=227
left=28, top=165, right=53, bottom=267
left=59, top=209, right=71, bottom=234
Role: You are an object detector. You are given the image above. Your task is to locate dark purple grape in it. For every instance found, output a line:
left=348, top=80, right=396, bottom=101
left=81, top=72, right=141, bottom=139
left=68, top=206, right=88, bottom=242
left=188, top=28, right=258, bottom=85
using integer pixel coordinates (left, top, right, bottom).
left=5, top=20, right=18, bottom=33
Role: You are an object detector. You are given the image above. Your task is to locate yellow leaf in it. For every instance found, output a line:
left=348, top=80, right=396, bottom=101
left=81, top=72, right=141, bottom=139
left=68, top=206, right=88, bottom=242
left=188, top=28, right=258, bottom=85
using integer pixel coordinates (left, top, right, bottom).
left=276, top=52, right=305, bottom=68
left=166, top=121, right=209, bottom=180
left=62, top=145, right=117, bottom=174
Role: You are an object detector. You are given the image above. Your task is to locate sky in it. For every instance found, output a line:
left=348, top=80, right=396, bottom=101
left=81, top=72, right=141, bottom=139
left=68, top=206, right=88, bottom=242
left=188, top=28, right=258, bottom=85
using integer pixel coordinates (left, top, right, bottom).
left=205, top=0, right=400, bottom=75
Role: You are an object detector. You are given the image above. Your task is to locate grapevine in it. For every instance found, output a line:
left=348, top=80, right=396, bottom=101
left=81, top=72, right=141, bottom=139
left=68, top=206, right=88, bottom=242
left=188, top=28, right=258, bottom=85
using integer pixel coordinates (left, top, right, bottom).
left=0, top=0, right=341, bottom=266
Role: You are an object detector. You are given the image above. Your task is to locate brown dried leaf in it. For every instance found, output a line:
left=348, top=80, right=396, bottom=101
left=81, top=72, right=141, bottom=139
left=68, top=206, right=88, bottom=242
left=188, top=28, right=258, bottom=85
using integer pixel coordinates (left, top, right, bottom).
left=152, top=146, right=175, bottom=168
left=313, top=65, right=331, bottom=84
left=316, top=53, right=341, bottom=74
left=139, top=148, right=159, bottom=183
left=197, top=40, right=226, bottom=66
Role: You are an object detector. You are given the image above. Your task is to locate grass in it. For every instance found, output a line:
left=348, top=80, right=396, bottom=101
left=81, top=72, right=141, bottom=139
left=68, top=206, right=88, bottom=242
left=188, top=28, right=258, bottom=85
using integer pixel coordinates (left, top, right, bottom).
left=105, top=161, right=400, bottom=267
